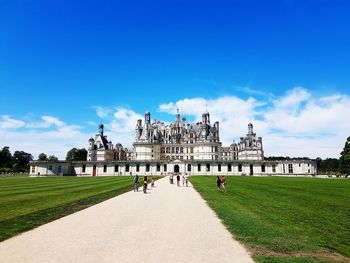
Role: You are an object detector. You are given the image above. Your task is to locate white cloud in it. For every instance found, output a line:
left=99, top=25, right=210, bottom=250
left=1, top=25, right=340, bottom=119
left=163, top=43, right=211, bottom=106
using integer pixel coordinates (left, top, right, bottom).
left=0, top=115, right=87, bottom=159
left=158, top=88, right=350, bottom=158
left=96, top=106, right=112, bottom=118
left=1, top=87, right=349, bottom=160
left=0, top=116, right=26, bottom=129
left=107, top=108, right=143, bottom=146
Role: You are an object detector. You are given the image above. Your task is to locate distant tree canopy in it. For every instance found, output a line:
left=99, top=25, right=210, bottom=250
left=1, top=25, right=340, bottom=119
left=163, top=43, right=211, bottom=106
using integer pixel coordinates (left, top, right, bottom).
left=340, top=136, right=350, bottom=175
left=38, top=153, right=48, bottom=161
left=66, top=148, right=87, bottom=161
left=0, top=146, right=33, bottom=173
left=38, top=153, right=59, bottom=162
left=48, top=155, right=59, bottom=162
left=316, top=158, right=340, bottom=174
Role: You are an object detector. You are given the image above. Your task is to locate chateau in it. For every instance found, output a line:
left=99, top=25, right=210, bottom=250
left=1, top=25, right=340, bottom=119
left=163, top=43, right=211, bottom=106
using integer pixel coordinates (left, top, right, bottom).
left=30, top=110, right=316, bottom=176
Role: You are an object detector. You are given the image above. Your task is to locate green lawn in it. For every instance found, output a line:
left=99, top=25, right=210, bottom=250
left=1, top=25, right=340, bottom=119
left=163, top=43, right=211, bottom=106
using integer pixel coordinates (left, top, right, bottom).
left=0, top=176, right=150, bottom=241
left=190, top=176, right=350, bottom=263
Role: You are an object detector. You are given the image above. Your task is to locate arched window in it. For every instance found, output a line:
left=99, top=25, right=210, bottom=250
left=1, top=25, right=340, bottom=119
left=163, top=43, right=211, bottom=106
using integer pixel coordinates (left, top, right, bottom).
left=187, top=164, right=191, bottom=172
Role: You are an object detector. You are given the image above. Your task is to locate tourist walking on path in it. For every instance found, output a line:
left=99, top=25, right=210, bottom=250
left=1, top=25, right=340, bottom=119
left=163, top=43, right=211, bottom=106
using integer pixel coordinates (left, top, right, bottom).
left=176, top=174, right=180, bottom=187
left=151, top=179, right=155, bottom=187
left=185, top=173, right=189, bottom=187
left=216, top=176, right=221, bottom=192
left=143, top=177, right=148, bottom=194
left=134, top=175, right=139, bottom=192
left=221, top=175, right=226, bottom=192
left=182, top=173, right=185, bottom=186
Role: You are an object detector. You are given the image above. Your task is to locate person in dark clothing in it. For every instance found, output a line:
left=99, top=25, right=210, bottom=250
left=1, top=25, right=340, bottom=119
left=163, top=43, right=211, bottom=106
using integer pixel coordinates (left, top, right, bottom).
left=176, top=174, right=180, bottom=187
left=143, top=177, right=148, bottom=194
left=133, top=175, right=139, bottom=192
left=216, top=176, right=221, bottom=192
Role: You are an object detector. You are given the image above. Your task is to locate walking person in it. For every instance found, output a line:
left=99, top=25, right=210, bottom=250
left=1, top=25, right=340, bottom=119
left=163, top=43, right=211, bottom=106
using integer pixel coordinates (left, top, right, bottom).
left=133, top=175, right=139, bottom=192
left=221, top=175, right=226, bottom=192
left=143, top=176, right=148, bottom=194
left=185, top=173, right=189, bottom=187
left=176, top=173, right=180, bottom=187
left=216, top=176, right=221, bottom=192
left=182, top=173, right=185, bottom=186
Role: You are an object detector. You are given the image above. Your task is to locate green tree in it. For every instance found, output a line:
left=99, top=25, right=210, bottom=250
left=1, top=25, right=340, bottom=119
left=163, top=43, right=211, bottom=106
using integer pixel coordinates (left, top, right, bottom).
left=0, top=146, right=13, bottom=168
left=48, top=155, right=58, bottom=162
left=340, top=136, right=350, bottom=175
left=66, top=148, right=87, bottom=161
left=38, top=153, right=48, bottom=161
left=13, top=151, right=33, bottom=171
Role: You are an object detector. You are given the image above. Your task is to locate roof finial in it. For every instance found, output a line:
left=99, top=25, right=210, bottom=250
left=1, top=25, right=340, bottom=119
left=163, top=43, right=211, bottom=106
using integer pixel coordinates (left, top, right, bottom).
left=176, top=107, right=179, bottom=114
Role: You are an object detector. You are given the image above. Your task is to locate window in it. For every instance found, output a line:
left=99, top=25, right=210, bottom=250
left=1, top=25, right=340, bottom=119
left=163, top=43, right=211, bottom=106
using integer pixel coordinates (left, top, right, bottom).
left=166, top=147, right=170, bottom=153
left=272, top=164, right=276, bottom=173
left=48, top=165, right=52, bottom=171
left=146, top=164, right=150, bottom=172
left=164, top=164, right=167, bottom=172
left=218, top=164, right=221, bottom=172
left=206, top=164, right=210, bottom=172
left=288, top=164, right=293, bottom=173
left=228, top=164, right=232, bottom=172
left=136, top=164, right=140, bottom=172
left=103, top=165, right=107, bottom=173
left=198, top=164, right=201, bottom=172
left=31, top=166, right=35, bottom=173
left=82, top=165, right=86, bottom=173
left=58, top=166, right=62, bottom=174
left=238, top=164, right=242, bottom=172
left=172, top=147, right=175, bottom=153
left=261, top=165, right=265, bottom=173
left=156, top=164, right=160, bottom=172
left=187, top=164, right=191, bottom=172
left=126, top=164, right=130, bottom=172
left=161, top=147, right=165, bottom=153
left=114, top=165, right=118, bottom=172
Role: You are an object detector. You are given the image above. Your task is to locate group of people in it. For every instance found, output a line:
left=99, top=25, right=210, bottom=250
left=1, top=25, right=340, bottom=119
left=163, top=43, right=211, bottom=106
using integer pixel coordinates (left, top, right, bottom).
left=216, top=175, right=227, bottom=192
left=133, top=174, right=226, bottom=193
left=133, top=175, right=155, bottom=194
left=169, top=173, right=189, bottom=187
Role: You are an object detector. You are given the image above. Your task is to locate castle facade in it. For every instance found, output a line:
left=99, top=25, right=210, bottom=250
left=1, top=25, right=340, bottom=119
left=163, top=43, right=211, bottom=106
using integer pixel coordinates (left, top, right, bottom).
left=29, top=110, right=316, bottom=177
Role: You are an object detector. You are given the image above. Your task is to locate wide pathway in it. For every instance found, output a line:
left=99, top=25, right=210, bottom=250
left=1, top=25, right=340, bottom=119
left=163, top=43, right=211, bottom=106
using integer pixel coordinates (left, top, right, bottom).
left=0, top=177, right=253, bottom=263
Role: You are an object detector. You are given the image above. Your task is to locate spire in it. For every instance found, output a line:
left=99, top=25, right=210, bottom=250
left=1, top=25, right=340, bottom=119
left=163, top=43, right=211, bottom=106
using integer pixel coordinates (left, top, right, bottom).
left=98, top=123, right=104, bottom=136
left=176, top=107, right=180, bottom=122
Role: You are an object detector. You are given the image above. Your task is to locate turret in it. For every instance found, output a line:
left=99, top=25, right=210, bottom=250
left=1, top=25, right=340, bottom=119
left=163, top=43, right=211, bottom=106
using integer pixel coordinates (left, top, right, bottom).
left=88, top=137, right=95, bottom=150
left=145, top=111, right=151, bottom=124
left=176, top=108, right=180, bottom=123
left=248, top=123, right=253, bottom=135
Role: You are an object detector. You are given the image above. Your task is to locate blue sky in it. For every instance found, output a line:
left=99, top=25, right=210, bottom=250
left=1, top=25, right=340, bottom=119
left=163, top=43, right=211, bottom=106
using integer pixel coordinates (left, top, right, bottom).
left=1, top=0, right=350, bottom=158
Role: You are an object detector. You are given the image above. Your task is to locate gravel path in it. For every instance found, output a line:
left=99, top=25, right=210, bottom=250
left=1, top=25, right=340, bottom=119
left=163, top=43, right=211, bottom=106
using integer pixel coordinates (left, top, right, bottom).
left=0, top=177, right=253, bottom=263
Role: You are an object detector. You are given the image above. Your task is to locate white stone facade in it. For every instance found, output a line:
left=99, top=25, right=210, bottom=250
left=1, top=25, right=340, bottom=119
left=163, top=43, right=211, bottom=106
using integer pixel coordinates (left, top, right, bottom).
left=29, top=159, right=316, bottom=177
left=29, top=109, right=317, bottom=177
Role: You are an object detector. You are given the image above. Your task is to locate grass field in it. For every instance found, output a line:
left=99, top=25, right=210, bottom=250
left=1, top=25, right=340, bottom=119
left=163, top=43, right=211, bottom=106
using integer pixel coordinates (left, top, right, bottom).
left=190, top=176, right=350, bottom=263
left=0, top=176, right=154, bottom=241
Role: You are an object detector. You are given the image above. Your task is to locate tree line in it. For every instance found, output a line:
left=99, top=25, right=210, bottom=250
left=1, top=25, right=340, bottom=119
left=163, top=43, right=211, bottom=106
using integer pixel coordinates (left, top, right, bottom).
left=0, top=147, right=87, bottom=173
